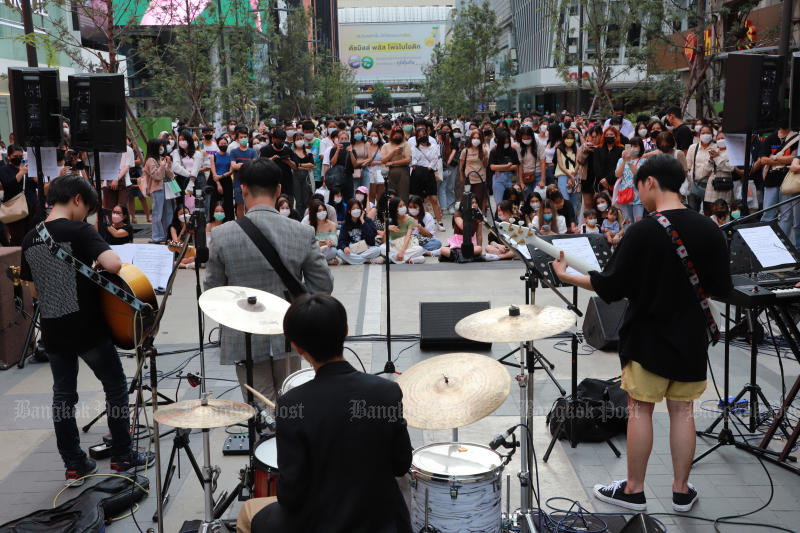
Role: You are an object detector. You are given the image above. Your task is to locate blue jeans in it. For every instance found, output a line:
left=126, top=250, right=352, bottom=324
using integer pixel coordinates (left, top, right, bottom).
left=438, top=167, right=456, bottom=210
left=49, top=338, right=131, bottom=467
left=762, top=187, right=797, bottom=239
left=150, top=188, right=173, bottom=242
left=557, top=174, right=570, bottom=203
left=545, top=165, right=556, bottom=186
left=619, top=203, right=645, bottom=227
left=422, top=237, right=443, bottom=251
left=337, top=245, right=381, bottom=265
left=492, top=171, right=513, bottom=208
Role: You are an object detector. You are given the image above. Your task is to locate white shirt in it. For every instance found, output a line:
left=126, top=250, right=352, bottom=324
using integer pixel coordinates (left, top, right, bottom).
left=200, top=141, right=219, bottom=169
left=120, top=146, right=134, bottom=186
left=413, top=212, right=437, bottom=237
left=411, top=143, right=439, bottom=170
left=407, top=136, right=439, bottom=151
left=603, top=117, right=635, bottom=139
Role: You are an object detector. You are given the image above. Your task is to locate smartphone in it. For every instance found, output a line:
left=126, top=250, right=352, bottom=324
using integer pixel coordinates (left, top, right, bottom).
left=624, top=144, right=631, bottom=152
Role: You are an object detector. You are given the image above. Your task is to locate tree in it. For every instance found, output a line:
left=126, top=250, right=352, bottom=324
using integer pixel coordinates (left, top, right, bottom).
left=314, top=54, right=356, bottom=115
left=371, top=83, right=392, bottom=111
left=269, top=6, right=315, bottom=119
left=217, top=24, right=272, bottom=124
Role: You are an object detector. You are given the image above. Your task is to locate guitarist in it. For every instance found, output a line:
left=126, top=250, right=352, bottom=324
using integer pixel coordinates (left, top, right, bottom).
left=20, top=174, right=154, bottom=488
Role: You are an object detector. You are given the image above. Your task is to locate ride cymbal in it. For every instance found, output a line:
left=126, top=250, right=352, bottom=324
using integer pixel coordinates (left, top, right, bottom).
left=455, top=305, right=575, bottom=343
left=154, top=398, right=255, bottom=429
left=199, top=286, right=290, bottom=335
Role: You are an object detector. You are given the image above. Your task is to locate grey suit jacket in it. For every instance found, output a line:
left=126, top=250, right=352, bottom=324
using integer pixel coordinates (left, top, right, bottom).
left=204, top=205, right=334, bottom=364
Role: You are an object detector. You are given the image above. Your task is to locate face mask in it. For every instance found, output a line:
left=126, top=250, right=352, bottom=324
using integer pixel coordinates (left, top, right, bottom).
left=586, top=218, right=597, bottom=227
left=700, top=133, right=713, bottom=144
left=397, top=206, right=407, bottom=216
left=276, top=208, right=289, bottom=217
left=523, top=122, right=533, bottom=128
left=505, top=118, right=512, bottom=125
left=564, top=121, right=572, bottom=128
left=694, top=125, right=702, bottom=132
left=239, top=138, right=248, bottom=147
left=159, top=148, right=165, bottom=156
left=273, top=141, right=285, bottom=149
left=540, top=126, right=548, bottom=133
left=351, top=208, right=362, bottom=218
left=407, top=207, right=420, bottom=217
left=229, top=125, right=236, bottom=132
left=111, top=213, right=124, bottom=224
left=354, top=133, right=363, bottom=141
left=498, top=213, right=509, bottom=221
left=211, top=212, right=225, bottom=221
left=717, top=139, right=726, bottom=149
left=356, top=193, right=365, bottom=202
left=168, top=140, right=175, bottom=150
left=453, top=133, right=462, bottom=139
left=63, top=127, right=70, bottom=136
left=597, top=202, right=608, bottom=211
left=305, top=133, right=314, bottom=140
left=483, top=130, right=492, bottom=138
left=510, top=129, right=517, bottom=137
left=650, top=131, right=661, bottom=138
left=370, top=136, right=379, bottom=144
left=403, top=125, right=413, bottom=132
left=179, top=214, right=188, bottom=223
left=564, top=138, right=575, bottom=147
left=290, top=140, right=303, bottom=148
left=218, top=144, right=228, bottom=152
left=522, top=138, right=532, bottom=145
left=504, top=143, right=510, bottom=149
left=543, top=213, right=553, bottom=221
left=638, top=128, right=648, bottom=137
left=316, top=211, right=328, bottom=220
left=471, top=138, right=481, bottom=147
left=179, top=140, right=189, bottom=150
left=204, top=134, right=213, bottom=140
left=605, top=137, right=615, bottom=145
left=328, top=128, right=338, bottom=135
left=630, top=148, right=640, bottom=157
left=731, top=210, right=741, bottom=219
left=530, top=202, right=540, bottom=212
left=330, top=196, right=342, bottom=206
left=286, top=130, right=296, bottom=137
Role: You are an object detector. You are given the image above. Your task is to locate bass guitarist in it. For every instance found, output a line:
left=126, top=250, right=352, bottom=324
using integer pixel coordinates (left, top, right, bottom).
left=20, top=174, right=154, bottom=488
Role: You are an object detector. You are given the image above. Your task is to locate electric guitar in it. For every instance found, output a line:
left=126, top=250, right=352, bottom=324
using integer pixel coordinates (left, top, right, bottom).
left=167, top=240, right=196, bottom=258
left=496, top=221, right=595, bottom=275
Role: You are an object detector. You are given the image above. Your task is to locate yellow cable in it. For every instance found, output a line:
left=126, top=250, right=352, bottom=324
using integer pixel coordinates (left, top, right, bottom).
left=111, top=502, right=139, bottom=521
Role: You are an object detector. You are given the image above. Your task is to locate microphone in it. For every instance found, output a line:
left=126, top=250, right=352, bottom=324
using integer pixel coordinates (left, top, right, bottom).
left=186, top=372, right=202, bottom=387
left=460, top=191, right=474, bottom=260
left=489, top=425, right=517, bottom=450
left=192, top=189, right=209, bottom=264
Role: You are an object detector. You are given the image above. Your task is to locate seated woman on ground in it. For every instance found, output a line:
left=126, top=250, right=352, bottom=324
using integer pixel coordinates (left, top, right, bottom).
left=520, top=191, right=542, bottom=227
left=169, top=205, right=196, bottom=268
left=337, top=198, right=383, bottom=265
left=407, top=195, right=443, bottom=257
left=484, top=200, right=519, bottom=260
left=277, top=194, right=301, bottom=221
left=381, top=197, right=426, bottom=264
left=301, top=193, right=336, bottom=224
left=372, top=189, right=397, bottom=241
left=99, top=204, right=134, bottom=245
left=440, top=195, right=485, bottom=261
left=532, top=198, right=567, bottom=235
left=307, top=198, right=340, bottom=265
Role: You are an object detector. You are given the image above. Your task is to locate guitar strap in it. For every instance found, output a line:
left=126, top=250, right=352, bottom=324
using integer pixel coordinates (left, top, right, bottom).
left=35, top=222, right=153, bottom=315
left=649, top=213, right=720, bottom=345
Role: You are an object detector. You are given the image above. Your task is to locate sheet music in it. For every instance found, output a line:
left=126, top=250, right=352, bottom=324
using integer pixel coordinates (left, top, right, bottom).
left=550, top=237, right=602, bottom=276
left=725, top=134, right=747, bottom=167
left=737, top=226, right=796, bottom=268
left=111, top=244, right=174, bottom=290
left=25, top=147, right=59, bottom=180
left=99, top=152, right=123, bottom=182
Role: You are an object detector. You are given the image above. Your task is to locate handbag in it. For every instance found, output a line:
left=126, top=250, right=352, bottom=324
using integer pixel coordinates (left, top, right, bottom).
left=780, top=170, right=800, bottom=195
left=689, top=145, right=707, bottom=198
left=616, top=159, right=637, bottom=204
left=711, top=177, right=733, bottom=191
left=766, top=134, right=800, bottom=188
left=349, top=240, right=368, bottom=255
left=0, top=175, right=28, bottom=224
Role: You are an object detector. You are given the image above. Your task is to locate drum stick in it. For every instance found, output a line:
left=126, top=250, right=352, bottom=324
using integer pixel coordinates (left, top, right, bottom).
left=244, top=384, right=276, bottom=410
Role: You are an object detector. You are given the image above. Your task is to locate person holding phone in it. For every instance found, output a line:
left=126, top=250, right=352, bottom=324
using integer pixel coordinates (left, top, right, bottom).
left=260, top=128, right=299, bottom=204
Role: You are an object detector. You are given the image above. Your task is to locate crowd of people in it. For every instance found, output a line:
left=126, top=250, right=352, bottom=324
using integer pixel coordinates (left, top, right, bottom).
left=3, top=105, right=800, bottom=260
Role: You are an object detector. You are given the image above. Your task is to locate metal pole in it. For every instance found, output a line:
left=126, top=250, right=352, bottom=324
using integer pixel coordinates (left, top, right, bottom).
left=149, top=348, right=165, bottom=533
left=576, top=1, right=584, bottom=114
left=518, top=341, right=531, bottom=519
left=777, top=0, right=794, bottom=114
left=21, top=0, right=38, bottom=66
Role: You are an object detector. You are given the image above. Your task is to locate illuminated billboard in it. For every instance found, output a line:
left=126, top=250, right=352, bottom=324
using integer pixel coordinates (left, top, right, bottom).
left=109, top=0, right=263, bottom=29
left=339, top=23, right=443, bottom=82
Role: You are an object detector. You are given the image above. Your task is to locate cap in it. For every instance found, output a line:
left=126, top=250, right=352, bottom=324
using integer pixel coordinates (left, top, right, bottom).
left=357, top=185, right=369, bottom=194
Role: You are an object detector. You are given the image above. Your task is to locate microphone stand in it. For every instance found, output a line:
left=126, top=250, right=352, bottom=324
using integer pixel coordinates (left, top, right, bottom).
left=375, top=190, right=395, bottom=375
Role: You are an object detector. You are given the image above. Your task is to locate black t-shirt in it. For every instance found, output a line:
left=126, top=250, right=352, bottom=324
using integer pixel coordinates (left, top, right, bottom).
left=489, top=146, right=521, bottom=168
left=99, top=222, right=134, bottom=245
left=0, top=164, right=21, bottom=197
left=589, top=209, right=731, bottom=382
left=673, top=123, right=694, bottom=152
left=556, top=200, right=576, bottom=228
left=20, top=219, right=111, bottom=354
left=260, top=143, right=298, bottom=196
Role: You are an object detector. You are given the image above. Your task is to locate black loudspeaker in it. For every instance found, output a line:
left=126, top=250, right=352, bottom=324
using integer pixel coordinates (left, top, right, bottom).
left=582, top=297, right=628, bottom=351
left=8, top=67, right=62, bottom=147
left=619, top=513, right=666, bottom=533
left=791, top=53, right=800, bottom=132
left=419, top=301, right=491, bottom=351
left=723, top=53, right=783, bottom=133
left=68, top=74, right=126, bottom=152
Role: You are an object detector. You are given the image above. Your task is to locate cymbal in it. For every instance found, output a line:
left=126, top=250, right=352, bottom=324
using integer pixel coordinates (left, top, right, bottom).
left=199, top=286, right=290, bottom=335
left=154, top=398, right=255, bottom=429
left=397, top=353, right=511, bottom=430
left=455, top=304, right=575, bottom=343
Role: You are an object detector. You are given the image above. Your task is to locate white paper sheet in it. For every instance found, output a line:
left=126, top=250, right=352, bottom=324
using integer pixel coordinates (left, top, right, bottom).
left=111, top=243, right=174, bottom=290
left=725, top=134, right=747, bottom=167
left=550, top=237, right=602, bottom=276
left=25, top=147, right=60, bottom=180
left=737, top=226, right=796, bottom=268
left=99, top=152, right=123, bottom=182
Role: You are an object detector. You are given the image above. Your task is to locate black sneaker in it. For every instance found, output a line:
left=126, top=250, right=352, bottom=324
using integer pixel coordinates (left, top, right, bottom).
left=593, top=480, right=647, bottom=511
left=110, top=451, right=156, bottom=472
left=65, top=457, right=98, bottom=488
left=673, top=483, right=699, bottom=512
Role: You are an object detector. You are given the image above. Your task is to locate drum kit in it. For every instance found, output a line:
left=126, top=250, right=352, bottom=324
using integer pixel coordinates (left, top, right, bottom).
left=146, top=283, right=574, bottom=533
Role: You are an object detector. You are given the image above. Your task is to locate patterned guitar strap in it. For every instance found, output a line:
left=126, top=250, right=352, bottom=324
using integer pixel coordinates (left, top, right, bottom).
left=650, top=212, right=720, bottom=345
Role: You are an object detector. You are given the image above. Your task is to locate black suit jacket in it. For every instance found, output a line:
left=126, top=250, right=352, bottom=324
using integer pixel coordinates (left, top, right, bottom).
left=260, top=360, right=413, bottom=533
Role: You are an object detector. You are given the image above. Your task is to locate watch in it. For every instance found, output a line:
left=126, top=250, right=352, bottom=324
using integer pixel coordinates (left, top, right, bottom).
left=773, top=154, right=779, bottom=161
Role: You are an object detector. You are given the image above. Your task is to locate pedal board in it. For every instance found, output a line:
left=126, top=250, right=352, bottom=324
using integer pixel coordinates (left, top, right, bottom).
left=89, top=441, right=112, bottom=460
left=222, top=433, right=250, bottom=455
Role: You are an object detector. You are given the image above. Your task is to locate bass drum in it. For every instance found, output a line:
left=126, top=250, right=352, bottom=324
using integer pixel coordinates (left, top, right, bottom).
left=409, top=442, right=503, bottom=533
left=253, top=436, right=278, bottom=498
left=279, top=368, right=315, bottom=396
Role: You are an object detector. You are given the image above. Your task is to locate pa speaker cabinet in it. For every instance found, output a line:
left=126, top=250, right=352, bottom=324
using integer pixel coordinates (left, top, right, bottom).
left=8, top=67, right=62, bottom=147
left=0, top=247, right=34, bottom=369
left=723, top=53, right=783, bottom=133
left=582, top=297, right=628, bottom=351
left=619, top=513, right=665, bottom=533
left=419, top=301, right=492, bottom=352
left=791, top=53, right=800, bottom=132
left=68, top=73, right=126, bottom=153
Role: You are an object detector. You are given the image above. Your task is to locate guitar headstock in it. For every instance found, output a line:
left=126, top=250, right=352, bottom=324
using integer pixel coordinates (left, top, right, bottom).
left=498, top=221, right=538, bottom=245
left=6, top=266, right=23, bottom=286
left=167, top=241, right=183, bottom=253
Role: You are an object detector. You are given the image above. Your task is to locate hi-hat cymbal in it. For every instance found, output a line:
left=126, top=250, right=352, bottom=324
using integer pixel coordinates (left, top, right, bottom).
left=455, top=304, right=575, bottom=343
left=397, top=353, right=511, bottom=430
left=154, top=398, right=255, bottom=429
left=199, top=286, right=290, bottom=335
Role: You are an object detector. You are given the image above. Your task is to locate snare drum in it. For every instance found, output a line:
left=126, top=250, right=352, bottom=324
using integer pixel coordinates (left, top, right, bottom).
left=409, top=443, right=503, bottom=533
left=253, top=437, right=278, bottom=498
left=279, top=368, right=315, bottom=396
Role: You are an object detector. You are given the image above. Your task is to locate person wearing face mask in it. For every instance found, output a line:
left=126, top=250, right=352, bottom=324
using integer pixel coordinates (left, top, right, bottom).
left=290, top=132, right=315, bottom=217
left=699, top=131, right=734, bottom=220
left=318, top=121, right=338, bottom=180
left=260, top=128, right=299, bottom=203
left=663, top=106, right=694, bottom=153
left=709, top=199, right=730, bottom=226
left=460, top=130, right=490, bottom=214
left=229, top=127, right=259, bottom=219
left=300, top=121, right=322, bottom=188
left=381, top=197, right=425, bottom=263
left=517, top=126, right=545, bottom=196
left=210, top=136, right=234, bottom=222
left=276, top=194, right=301, bottom=221
left=685, top=125, right=717, bottom=214
left=366, top=130, right=385, bottom=204
left=306, top=198, right=340, bottom=264
left=691, top=119, right=704, bottom=144
left=614, top=136, right=646, bottom=225
left=755, top=118, right=800, bottom=240
left=555, top=130, right=579, bottom=211
left=336, top=199, right=381, bottom=265
left=323, top=130, right=356, bottom=202
left=437, top=125, right=458, bottom=215
left=577, top=125, right=603, bottom=211
left=327, top=186, right=346, bottom=224
left=594, top=191, right=613, bottom=224
left=407, top=195, right=442, bottom=257
left=483, top=200, right=517, bottom=260
left=143, top=138, right=175, bottom=244
left=0, top=144, right=38, bottom=245
left=170, top=206, right=197, bottom=269
left=380, top=126, right=412, bottom=202
left=172, top=129, right=204, bottom=203
left=595, top=127, right=624, bottom=193
left=535, top=198, right=567, bottom=235
left=521, top=191, right=542, bottom=226
left=410, top=128, right=445, bottom=231
left=199, top=124, right=219, bottom=189
left=100, top=134, right=135, bottom=213
left=354, top=185, right=372, bottom=211
left=488, top=128, right=521, bottom=209
left=207, top=202, right=227, bottom=232
left=99, top=204, right=133, bottom=245
left=401, top=117, right=415, bottom=140
left=349, top=126, right=374, bottom=194
left=580, top=208, right=601, bottom=234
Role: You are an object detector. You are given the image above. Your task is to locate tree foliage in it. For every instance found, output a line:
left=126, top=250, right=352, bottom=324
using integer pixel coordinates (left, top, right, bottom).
left=314, top=55, right=356, bottom=116
left=269, top=6, right=316, bottom=119
left=371, top=82, right=392, bottom=111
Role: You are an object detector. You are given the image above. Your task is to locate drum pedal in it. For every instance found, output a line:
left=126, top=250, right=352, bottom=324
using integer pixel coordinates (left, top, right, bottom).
left=222, top=433, right=251, bottom=455
left=89, top=441, right=112, bottom=460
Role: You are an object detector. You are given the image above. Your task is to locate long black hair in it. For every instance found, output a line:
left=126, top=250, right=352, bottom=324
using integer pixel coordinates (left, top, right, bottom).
left=145, top=138, right=165, bottom=162
left=178, top=129, right=195, bottom=158
left=309, top=198, right=327, bottom=231
left=547, top=124, right=562, bottom=148
left=343, top=198, right=364, bottom=231
left=518, top=126, right=537, bottom=159
left=407, top=195, right=427, bottom=223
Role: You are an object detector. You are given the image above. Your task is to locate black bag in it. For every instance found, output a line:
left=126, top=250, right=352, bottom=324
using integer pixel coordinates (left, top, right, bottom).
left=711, top=177, right=733, bottom=191
left=546, top=378, right=628, bottom=443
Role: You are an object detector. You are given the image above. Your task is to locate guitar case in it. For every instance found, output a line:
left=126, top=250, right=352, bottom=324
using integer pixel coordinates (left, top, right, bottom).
left=0, top=473, right=149, bottom=533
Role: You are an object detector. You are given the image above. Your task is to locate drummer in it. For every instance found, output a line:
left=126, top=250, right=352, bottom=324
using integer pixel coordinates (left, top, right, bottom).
left=237, top=294, right=413, bottom=533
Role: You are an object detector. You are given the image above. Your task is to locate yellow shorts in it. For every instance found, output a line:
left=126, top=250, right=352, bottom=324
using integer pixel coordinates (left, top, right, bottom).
left=621, top=361, right=706, bottom=403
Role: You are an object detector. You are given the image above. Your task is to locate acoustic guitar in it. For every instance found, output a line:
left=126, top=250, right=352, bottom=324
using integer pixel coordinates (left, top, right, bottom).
left=7, top=264, right=158, bottom=350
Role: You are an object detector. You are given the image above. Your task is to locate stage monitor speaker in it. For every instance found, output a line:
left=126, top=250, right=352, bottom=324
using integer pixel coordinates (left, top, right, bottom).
left=68, top=74, right=126, bottom=153
left=419, top=301, right=491, bottom=352
left=723, top=53, right=783, bottom=133
left=791, top=53, right=800, bottom=131
left=8, top=67, right=62, bottom=147
left=0, top=247, right=34, bottom=369
left=582, top=297, right=627, bottom=351
left=619, top=513, right=666, bottom=533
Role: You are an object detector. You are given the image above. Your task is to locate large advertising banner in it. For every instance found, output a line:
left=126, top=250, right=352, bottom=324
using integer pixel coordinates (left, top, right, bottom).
left=339, top=23, right=442, bottom=82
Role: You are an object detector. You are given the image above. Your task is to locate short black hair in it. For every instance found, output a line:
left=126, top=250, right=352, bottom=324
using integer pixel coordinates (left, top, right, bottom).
left=238, top=158, right=281, bottom=197
left=664, top=106, right=682, bottom=119
left=634, top=153, right=685, bottom=193
left=272, top=128, right=286, bottom=141
left=202, top=125, right=213, bottom=133
left=47, top=173, right=99, bottom=214
left=235, top=126, right=249, bottom=138
left=283, top=294, right=347, bottom=363
left=7, top=144, right=23, bottom=156
left=301, top=120, right=314, bottom=131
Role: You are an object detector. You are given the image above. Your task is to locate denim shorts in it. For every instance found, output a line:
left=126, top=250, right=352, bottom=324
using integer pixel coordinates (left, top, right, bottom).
left=233, top=176, right=243, bottom=205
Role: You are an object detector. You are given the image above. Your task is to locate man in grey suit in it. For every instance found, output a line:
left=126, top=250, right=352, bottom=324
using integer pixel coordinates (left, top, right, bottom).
left=205, top=158, right=333, bottom=403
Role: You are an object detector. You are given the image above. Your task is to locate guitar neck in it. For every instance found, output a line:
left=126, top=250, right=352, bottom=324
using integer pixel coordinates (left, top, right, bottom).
left=497, top=222, right=594, bottom=275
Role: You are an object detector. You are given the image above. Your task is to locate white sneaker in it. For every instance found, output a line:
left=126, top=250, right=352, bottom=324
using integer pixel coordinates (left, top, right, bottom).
left=437, top=222, right=446, bottom=232
left=484, top=253, right=500, bottom=261
left=409, top=256, right=425, bottom=264
left=370, top=256, right=385, bottom=264
left=429, top=248, right=442, bottom=257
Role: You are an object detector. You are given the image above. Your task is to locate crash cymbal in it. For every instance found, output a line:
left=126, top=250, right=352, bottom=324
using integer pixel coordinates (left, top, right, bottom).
left=397, top=353, right=511, bottom=430
left=154, top=398, right=255, bottom=429
left=199, top=286, right=290, bottom=335
left=455, top=304, right=575, bottom=343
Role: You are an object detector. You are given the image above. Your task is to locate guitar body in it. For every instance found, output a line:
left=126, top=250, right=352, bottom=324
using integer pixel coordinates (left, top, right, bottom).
left=100, top=264, right=159, bottom=349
